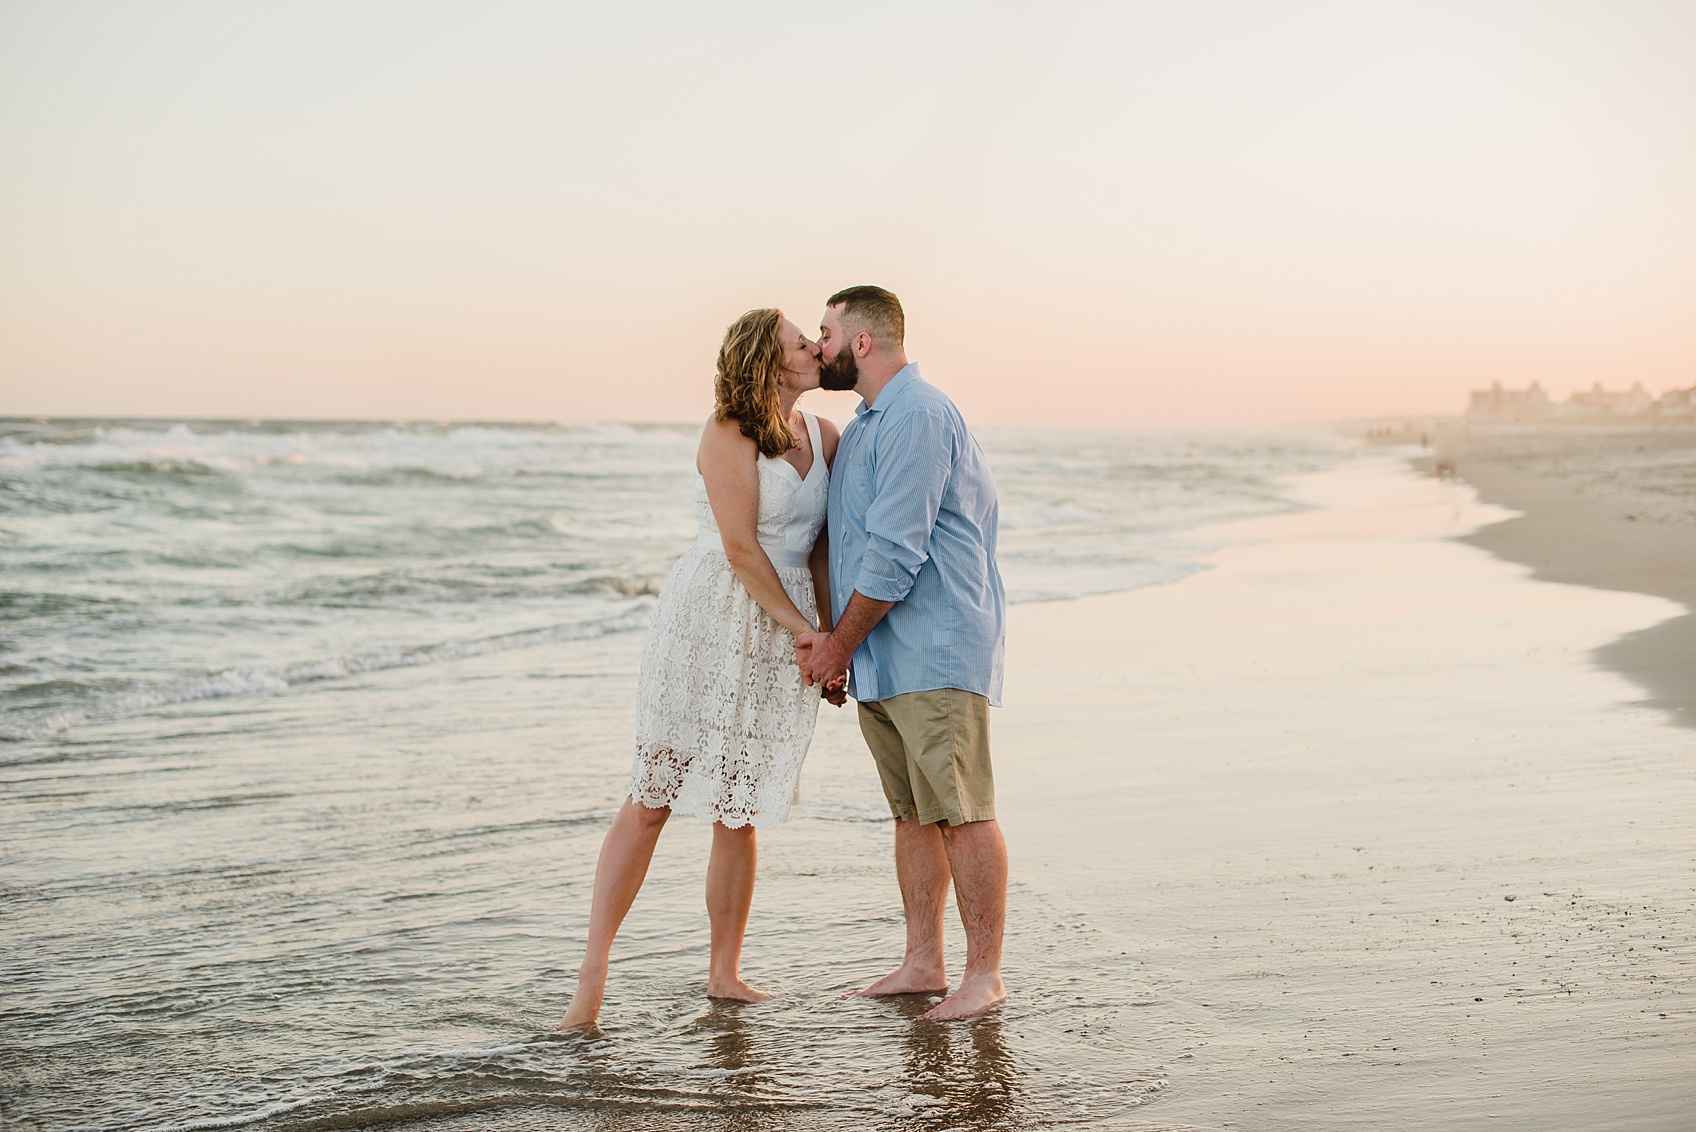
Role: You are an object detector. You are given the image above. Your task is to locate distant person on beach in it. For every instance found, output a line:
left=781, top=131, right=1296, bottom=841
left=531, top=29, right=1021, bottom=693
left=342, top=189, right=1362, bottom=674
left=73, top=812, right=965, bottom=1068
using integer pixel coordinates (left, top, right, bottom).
left=795, top=285, right=1010, bottom=1021
left=556, top=308, right=843, bottom=1030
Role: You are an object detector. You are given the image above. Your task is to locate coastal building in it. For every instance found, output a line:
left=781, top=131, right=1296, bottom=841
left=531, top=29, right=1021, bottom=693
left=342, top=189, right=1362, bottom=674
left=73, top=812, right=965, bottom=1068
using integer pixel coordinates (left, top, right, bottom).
left=1655, top=386, right=1696, bottom=417
left=1466, top=382, right=1551, bottom=421
left=1464, top=381, right=1691, bottom=421
left=1567, top=382, right=1653, bottom=417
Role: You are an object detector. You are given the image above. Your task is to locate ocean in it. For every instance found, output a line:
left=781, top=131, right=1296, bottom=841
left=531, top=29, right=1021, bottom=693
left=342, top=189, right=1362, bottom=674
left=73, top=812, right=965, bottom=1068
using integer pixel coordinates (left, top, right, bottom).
left=0, top=417, right=1343, bottom=1130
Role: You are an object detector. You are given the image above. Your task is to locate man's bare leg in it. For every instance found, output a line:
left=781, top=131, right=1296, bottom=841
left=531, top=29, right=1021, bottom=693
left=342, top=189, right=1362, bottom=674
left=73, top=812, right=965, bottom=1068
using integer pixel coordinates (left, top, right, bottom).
left=705, top=821, right=772, bottom=1002
left=555, top=798, right=670, bottom=1030
left=856, top=817, right=952, bottom=996
left=921, top=818, right=1007, bottom=1021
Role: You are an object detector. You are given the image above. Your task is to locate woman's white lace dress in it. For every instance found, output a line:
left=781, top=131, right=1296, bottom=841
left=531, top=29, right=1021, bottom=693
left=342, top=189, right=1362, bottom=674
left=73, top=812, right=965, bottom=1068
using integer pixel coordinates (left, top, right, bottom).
left=628, top=412, right=828, bottom=829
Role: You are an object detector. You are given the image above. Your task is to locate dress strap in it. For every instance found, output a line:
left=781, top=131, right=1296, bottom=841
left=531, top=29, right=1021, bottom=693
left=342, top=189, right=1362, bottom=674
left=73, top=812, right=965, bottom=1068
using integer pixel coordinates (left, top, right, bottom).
left=802, top=411, right=824, bottom=480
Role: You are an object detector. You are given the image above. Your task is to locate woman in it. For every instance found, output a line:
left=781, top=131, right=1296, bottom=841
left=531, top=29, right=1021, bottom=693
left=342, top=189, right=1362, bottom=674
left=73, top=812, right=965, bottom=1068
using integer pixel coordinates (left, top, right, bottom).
left=556, top=308, right=841, bottom=1030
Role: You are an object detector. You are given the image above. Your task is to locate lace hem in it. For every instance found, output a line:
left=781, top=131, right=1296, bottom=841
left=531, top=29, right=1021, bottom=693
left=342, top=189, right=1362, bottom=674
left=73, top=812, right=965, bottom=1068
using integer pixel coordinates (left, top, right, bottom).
left=628, top=739, right=806, bottom=829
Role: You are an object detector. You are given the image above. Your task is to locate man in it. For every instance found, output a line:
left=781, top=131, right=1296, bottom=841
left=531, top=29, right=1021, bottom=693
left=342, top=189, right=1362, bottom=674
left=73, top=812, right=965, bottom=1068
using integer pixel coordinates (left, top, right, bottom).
left=794, top=285, right=1009, bottom=1021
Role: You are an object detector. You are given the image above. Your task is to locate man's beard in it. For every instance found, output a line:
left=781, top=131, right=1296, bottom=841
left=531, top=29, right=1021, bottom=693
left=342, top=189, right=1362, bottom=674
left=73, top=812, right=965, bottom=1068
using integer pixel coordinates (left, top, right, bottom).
left=818, top=349, right=859, bottom=391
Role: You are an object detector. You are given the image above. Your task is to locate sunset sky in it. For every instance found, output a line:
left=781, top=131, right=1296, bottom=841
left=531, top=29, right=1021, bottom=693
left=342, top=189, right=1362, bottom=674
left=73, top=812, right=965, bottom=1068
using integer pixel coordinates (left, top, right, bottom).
left=2, top=1, right=1693, bottom=427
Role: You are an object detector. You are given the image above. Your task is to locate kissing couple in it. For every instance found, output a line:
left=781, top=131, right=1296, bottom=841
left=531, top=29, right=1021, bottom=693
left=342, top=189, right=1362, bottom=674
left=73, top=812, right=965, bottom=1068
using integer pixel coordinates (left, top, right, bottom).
left=556, top=286, right=1008, bottom=1029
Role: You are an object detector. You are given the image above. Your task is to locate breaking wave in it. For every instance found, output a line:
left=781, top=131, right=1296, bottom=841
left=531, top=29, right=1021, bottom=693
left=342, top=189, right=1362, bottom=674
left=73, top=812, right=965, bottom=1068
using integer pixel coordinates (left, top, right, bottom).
left=0, top=610, right=651, bottom=745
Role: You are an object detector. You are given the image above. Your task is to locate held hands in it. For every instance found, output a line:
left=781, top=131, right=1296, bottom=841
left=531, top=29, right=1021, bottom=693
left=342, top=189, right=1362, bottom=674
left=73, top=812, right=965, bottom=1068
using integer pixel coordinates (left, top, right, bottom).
left=821, top=674, right=848, bottom=707
left=794, top=631, right=850, bottom=707
left=793, top=631, right=845, bottom=686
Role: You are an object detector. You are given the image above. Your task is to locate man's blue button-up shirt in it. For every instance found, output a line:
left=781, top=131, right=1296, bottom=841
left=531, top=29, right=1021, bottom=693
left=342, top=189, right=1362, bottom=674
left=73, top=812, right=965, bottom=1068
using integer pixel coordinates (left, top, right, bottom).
left=829, top=364, right=1006, bottom=706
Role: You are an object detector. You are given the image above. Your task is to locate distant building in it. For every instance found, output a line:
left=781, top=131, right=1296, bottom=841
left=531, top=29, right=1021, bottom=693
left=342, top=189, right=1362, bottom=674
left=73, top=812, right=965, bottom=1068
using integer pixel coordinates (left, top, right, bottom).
left=1656, top=386, right=1696, bottom=417
left=1466, top=380, right=1691, bottom=421
left=1467, top=382, right=1550, bottom=420
left=1567, top=382, right=1653, bottom=417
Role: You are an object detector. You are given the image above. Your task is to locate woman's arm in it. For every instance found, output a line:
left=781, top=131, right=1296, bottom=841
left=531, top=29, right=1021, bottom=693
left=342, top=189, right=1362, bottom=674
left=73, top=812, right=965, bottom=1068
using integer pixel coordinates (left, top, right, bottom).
left=698, top=417, right=814, bottom=637
left=808, top=528, right=833, bottom=634
left=806, top=527, right=848, bottom=705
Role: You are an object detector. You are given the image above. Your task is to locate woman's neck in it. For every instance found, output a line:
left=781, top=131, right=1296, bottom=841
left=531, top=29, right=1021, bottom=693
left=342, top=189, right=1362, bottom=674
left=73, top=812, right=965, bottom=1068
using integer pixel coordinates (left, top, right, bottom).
left=777, top=390, right=800, bottom=420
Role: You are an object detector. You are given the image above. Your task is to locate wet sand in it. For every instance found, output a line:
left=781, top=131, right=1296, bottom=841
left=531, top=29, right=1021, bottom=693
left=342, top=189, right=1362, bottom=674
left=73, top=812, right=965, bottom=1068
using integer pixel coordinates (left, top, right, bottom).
left=995, top=456, right=1694, bottom=1130
left=1436, top=426, right=1696, bottom=729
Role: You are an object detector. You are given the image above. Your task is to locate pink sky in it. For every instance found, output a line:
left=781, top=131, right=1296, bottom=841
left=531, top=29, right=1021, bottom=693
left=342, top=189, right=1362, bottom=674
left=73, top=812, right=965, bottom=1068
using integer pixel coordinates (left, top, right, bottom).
left=2, top=1, right=1692, bottom=428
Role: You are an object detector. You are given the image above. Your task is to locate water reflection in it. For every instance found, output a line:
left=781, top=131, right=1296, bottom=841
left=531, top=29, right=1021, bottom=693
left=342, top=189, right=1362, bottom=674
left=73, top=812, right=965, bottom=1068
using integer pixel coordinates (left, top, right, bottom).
left=879, top=997, right=1022, bottom=1130
left=690, top=1000, right=774, bottom=1097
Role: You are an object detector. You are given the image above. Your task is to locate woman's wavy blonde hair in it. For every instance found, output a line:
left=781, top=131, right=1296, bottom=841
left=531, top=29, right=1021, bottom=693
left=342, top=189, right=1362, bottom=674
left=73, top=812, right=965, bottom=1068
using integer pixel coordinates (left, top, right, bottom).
left=714, top=307, right=796, bottom=459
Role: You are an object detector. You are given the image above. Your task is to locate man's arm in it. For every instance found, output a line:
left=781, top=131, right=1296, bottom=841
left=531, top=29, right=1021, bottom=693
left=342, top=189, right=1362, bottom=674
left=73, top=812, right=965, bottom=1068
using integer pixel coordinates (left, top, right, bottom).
left=850, top=408, right=952, bottom=606
left=795, top=591, right=895, bottom=687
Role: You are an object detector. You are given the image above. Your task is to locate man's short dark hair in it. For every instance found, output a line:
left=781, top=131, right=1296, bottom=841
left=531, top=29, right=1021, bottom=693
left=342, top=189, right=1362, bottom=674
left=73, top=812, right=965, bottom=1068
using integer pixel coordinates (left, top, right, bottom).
left=827, top=285, right=904, bottom=348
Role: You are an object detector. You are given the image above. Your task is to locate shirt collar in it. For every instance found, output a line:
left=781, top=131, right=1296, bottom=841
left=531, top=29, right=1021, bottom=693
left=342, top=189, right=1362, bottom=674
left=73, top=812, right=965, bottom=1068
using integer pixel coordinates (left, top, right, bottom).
left=855, top=362, right=921, bottom=416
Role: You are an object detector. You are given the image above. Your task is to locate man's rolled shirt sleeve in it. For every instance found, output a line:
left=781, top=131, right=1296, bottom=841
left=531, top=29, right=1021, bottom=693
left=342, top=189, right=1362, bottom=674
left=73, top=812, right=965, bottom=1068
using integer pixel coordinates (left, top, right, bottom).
left=852, top=408, right=952, bottom=603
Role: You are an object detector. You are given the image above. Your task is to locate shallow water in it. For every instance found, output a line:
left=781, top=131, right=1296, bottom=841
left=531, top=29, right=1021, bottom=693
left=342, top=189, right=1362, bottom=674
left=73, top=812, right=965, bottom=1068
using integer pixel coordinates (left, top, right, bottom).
left=1, top=421, right=1339, bottom=1130
left=2, top=622, right=1172, bottom=1131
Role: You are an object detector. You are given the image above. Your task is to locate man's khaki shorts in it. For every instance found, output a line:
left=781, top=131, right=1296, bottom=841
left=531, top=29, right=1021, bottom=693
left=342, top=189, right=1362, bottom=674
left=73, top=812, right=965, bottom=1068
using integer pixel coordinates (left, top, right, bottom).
left=857, top=688, right=995, bottom=826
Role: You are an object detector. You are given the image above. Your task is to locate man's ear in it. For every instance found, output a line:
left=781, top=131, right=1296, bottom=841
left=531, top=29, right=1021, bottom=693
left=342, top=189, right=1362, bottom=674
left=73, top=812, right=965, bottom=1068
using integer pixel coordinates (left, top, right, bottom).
left=854, top=331, right=873, bottom=358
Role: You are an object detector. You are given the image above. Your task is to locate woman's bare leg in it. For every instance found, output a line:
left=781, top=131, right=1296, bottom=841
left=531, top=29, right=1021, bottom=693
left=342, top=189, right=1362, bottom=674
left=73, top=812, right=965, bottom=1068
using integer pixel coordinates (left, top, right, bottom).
left=705, top=821, right=771, bottom=1002
left=556, top=798, right=671, bottom=1030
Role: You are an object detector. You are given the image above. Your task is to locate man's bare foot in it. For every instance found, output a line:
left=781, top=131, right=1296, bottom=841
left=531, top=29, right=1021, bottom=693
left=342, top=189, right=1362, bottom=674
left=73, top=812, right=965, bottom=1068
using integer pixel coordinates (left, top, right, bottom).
left=852, top=961, right=949, bottom=998
left=918, top=971, right=1005, bottom=1021
left=554, top=966, right=606, bottom=1031
left=705, top=977, right=772, bottom=1003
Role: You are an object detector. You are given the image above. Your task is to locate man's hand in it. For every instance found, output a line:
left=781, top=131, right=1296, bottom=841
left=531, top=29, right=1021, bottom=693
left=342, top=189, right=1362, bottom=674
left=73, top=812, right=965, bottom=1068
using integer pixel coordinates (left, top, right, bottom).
left=795, top=593, right=891, bottom=705
left=793, top=631, right=824, bottom=682
left=794, top=630, right=851, bottom=690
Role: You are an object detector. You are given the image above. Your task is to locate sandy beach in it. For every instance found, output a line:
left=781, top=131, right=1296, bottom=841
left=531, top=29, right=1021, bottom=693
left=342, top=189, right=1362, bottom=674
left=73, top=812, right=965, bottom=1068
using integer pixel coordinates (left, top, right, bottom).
left=996, top=454, right=1694, bottom=1130
left=1436, top=425, right=1696, bottom=730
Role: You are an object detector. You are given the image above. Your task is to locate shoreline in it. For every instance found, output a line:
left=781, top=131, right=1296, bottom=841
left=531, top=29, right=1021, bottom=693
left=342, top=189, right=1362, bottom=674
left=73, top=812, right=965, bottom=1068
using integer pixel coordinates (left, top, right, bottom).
left=1415, top=425, right=1696, bottom=728
left=997, top=455, right=1693, bottom=1130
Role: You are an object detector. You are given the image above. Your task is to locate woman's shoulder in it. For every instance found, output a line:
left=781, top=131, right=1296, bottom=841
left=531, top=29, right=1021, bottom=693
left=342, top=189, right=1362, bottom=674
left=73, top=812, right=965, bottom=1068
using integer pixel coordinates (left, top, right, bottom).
left=697, top=413, right=760, bottom=475
left=700, top=413, right=758, bottom=449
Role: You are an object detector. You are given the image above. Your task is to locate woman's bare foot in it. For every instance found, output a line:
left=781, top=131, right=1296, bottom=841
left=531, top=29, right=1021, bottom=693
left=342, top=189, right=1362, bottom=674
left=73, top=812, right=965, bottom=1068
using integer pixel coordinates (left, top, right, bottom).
left=852, top=959, right=949, bottom=998
left=705, top=976, right=772, bottom=1003
left=554, top=965, right=607, bottom=1031
left=918, top=970, right=1005, bottom=1021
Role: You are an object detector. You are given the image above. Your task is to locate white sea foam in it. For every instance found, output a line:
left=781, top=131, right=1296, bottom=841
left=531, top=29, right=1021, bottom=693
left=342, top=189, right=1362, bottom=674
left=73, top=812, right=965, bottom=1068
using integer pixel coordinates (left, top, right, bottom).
left=0, top=610, right=652, bottom=744
left=159, top=1097, right=313, bottom=1131
left=0, top=419, right=696, bottom=477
